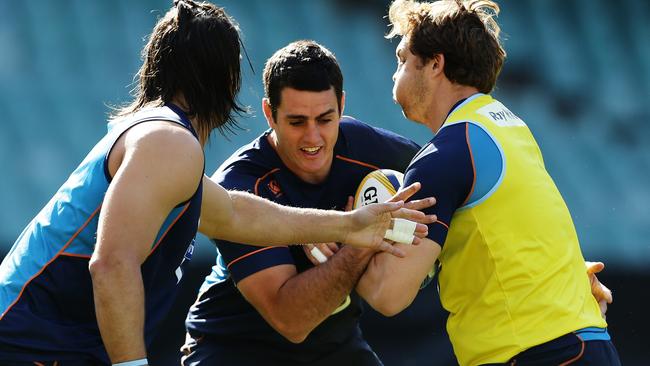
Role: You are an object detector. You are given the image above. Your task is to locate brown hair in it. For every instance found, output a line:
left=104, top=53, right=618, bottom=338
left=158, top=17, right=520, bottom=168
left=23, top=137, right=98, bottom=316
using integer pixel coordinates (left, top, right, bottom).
left=387, top=0, right=506, bottom=93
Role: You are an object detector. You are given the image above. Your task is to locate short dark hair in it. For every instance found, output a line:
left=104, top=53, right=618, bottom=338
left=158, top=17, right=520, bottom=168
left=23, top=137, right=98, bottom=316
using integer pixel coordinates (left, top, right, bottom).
left=114, top=0, right=246, bottom=141
left=263, top=40, right=343, bottom=120
left=387, top=0, right=506, bottom=94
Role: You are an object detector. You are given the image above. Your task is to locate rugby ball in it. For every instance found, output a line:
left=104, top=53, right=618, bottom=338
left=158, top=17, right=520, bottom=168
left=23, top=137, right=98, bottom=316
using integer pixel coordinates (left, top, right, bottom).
left=353, top=169, right=404, bottom=209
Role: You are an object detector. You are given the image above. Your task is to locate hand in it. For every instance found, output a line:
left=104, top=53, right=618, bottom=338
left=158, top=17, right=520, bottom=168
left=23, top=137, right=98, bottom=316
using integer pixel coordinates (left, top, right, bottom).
left=586, top=261, right=613, bottom=318
left=389, top=182, right=437, bottom=237
left=343, top=200, right=415, bottom=257
left=304, top=197, right=356, bottom=265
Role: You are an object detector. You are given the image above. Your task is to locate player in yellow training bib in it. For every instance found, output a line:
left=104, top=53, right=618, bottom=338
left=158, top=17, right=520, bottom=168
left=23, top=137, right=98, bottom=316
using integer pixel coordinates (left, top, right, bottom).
left=356, top=1, right=621, bottom=365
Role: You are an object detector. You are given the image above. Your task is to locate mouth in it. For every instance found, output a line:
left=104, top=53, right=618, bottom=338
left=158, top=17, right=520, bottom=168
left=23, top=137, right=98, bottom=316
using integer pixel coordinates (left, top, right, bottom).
left=301, top=146, right=322, bottom=156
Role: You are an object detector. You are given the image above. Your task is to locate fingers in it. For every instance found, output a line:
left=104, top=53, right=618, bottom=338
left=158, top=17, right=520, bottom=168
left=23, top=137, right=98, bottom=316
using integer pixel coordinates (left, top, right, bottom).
left=344, top=196, right=354, bottom=212
left=377, top=241, right=406, bottom=258
left=303, top=244, right=320, bottom=265
left=391, top=207, right=436, bottom=225
left=389, top=182, right=421, bottom=203
left=310, top=246, right=329, bottom=264
left=375, top=200, right=404, bottom=213
left=390, top=219, right=428, bottom=237
left=599, top=300, right=608, bottom=319
left=384, top=218, right=419, bottom=245
left=589, top=273, right=613, bottom=315
left=404, top=197, right=436, bottom=211
left=598, top=281, right=613, bottom=304
left=413, top=223, right=429, bottom=239
left=319, top=242, right=339, bottom=256
left=586, top=261, right=605, bottom=274
left=304, top=243, right=339, bottom=265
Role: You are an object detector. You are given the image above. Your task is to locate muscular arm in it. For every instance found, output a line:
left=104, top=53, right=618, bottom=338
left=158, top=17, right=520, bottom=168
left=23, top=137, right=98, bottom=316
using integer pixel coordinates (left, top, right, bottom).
left=237, top=246, right=374, bottom=343
left=89, top=122, right=203, bottom=363
left=357, top=238, right=441, bottom=316
left=199, top=177, right=414, bottom=253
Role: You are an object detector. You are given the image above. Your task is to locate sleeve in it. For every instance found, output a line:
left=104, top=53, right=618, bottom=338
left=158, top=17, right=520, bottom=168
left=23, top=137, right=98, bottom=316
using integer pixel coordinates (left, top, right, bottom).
left=403, top=123, right=475, bottom=247
left=341, top=116, right=421, bottom=171
left=210, top=164, right=295, bottom=283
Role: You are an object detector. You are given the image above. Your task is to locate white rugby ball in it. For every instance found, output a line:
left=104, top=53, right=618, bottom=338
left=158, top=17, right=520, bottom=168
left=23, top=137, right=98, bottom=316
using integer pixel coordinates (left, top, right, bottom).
left=353, top=169, right=404, bottom=209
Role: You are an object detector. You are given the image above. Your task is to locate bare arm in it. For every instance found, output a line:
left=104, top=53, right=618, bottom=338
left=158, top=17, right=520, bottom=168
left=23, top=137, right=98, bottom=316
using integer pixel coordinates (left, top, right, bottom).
left=199, top=177, right=422, bottom=255
left=237, top=246, right=374, bottom=343
left=356, top=237, right=441, bottom=316
left=89, top=122, right=203, bottom=363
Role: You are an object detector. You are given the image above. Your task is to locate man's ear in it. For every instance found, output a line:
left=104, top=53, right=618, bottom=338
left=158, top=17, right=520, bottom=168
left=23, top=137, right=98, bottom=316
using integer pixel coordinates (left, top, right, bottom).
left=262, top=98, right=274, bottom=129
left=431, top=53, right=445, bottom=75
left=339, top=91, right=346, bottom=117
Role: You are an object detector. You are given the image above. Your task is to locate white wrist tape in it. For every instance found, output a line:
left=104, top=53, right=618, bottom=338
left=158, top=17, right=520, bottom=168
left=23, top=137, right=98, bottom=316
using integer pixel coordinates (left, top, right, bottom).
left=384, top=218, right=416, bottom=244
left=310, top=247, right=328, bottom=263
left=113, top=358, right=148, bottom=366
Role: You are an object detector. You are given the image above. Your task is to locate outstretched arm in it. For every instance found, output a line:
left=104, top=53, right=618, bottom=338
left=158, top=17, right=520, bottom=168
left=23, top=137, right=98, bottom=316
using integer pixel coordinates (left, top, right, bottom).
left=199, top=177, right=426, bottom=256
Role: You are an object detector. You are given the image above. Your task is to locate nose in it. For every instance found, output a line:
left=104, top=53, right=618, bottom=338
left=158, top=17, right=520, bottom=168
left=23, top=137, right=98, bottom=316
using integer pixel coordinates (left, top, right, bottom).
left=304, top=122, right=322, bottom=144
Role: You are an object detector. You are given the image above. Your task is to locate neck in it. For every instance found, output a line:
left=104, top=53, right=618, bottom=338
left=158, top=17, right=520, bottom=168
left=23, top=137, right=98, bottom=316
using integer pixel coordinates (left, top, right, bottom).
left=422, top=84, right=480, bottom=134
left=170, top=96, right=205, bottom=147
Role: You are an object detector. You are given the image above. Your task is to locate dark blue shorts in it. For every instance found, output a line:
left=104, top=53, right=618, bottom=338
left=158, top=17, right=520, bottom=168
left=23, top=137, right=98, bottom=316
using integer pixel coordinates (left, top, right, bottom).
left=484, top=328, right=621, bottom=365
left=181, top=331, right=383, bottom=366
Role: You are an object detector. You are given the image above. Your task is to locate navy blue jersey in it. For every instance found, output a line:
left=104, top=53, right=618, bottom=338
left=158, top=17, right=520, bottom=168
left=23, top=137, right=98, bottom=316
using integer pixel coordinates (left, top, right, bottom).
left=404, top=121, right=504, bottom=246
left=185, top=116, right=419, bottom=365
left=0, top=105, right=202, bottom=365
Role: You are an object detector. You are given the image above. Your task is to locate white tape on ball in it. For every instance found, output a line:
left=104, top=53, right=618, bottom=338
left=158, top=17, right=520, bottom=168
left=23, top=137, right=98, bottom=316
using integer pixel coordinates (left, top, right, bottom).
left=310, top=247, right=328, bottom=263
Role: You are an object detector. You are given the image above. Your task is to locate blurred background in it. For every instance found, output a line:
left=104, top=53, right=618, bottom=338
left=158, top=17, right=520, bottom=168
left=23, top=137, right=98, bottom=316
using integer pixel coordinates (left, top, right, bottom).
left=1, top=0, right=648, bottom=364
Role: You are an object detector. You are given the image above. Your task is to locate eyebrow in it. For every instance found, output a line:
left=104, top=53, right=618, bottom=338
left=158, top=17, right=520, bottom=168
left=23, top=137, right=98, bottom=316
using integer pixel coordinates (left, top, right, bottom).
left=285, top=108, right=336, bottom=120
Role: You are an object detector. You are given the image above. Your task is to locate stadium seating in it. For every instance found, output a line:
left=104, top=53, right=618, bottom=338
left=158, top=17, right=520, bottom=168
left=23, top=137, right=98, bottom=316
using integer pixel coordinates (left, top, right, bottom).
left=1, top=0, right=648, bottom=267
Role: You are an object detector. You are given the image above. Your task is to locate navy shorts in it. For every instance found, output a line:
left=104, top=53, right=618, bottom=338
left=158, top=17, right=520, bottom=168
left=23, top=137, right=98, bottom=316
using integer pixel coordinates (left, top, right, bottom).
left=484, top=328, right=621, bottom=365
left=181, top=331, right=383, bottom=366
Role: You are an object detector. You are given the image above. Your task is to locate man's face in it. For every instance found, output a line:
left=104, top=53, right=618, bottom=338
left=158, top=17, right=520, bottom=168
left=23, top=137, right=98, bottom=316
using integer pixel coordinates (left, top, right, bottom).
left=265, top=87, right=342, bottom=184
left=392, top=37, right=429, bottom=123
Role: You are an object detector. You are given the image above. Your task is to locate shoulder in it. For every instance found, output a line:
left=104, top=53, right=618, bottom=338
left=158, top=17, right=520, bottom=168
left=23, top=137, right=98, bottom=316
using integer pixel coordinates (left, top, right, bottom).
left=406, top=123, right=473, bottom=189
left=338, top=116, right=420, bottom=171
left=124, top=120, right=202, bottom=162
left=462, top=122, right=504, bottom=208
left=340, top=116, right=416, bottom=146
left=212, top=133, right=279, bottom=192
left=122, top=120, right=203, bottom=189
left=408, top=123, right=468, bottom=170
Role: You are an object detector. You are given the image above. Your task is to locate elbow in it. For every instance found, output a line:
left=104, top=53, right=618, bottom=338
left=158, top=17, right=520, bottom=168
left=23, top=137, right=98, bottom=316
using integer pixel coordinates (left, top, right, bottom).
left=376, top=304, right=406, bottom=317
left=363, top=288, right=412, bottom=317
left=88, top=256, right=110, bottom=280
left=269, top=319, right=311, bottom=344
left=372, top=301, right=408, bottom=317
left=88, top=256, right=139, bottom=283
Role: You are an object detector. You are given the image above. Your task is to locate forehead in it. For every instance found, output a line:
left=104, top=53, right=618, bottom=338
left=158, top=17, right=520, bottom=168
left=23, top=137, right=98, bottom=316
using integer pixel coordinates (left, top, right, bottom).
left=276, top=87, right=339, bottom=115
left=396, top=37, right=409, bottom=55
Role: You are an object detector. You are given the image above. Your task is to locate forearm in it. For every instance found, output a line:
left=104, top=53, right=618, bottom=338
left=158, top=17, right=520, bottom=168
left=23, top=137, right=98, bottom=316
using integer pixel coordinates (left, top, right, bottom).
left=357, top=239, right=440, bottom=316
left=254, top=247, right=374, bottom=342
left=90, top=261, right=147, bottom=363
left=219, top=191, right=349, bottom=245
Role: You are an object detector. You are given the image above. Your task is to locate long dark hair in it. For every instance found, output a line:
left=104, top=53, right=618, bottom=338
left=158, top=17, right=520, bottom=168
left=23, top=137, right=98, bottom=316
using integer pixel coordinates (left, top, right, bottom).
left=113, top=0, right=246, bottom=141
